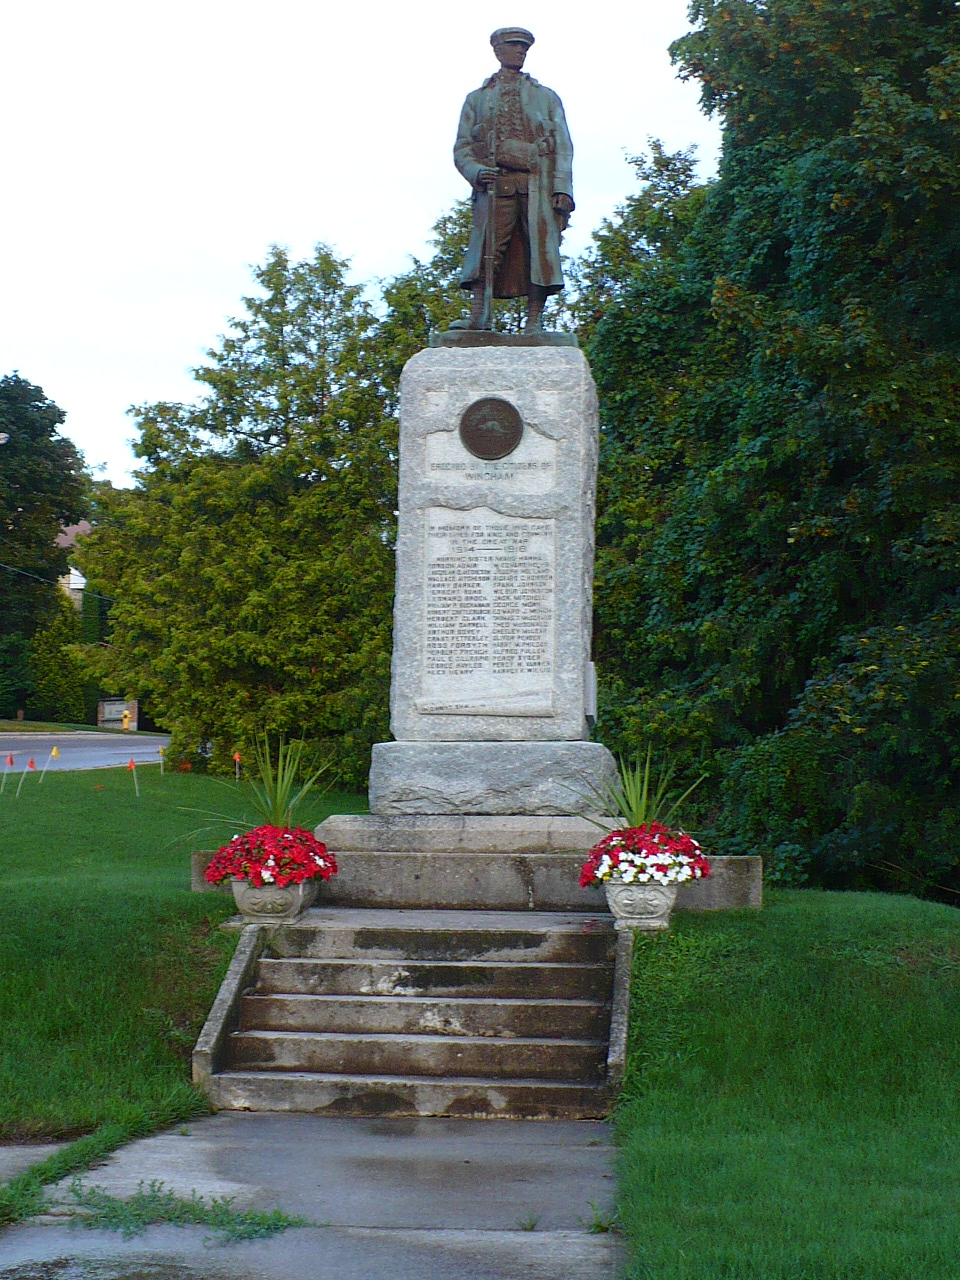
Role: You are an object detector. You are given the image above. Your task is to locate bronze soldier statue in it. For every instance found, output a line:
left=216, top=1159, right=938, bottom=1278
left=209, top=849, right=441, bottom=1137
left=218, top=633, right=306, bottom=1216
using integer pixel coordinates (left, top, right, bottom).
left=452, top=28, right=574, bottom=334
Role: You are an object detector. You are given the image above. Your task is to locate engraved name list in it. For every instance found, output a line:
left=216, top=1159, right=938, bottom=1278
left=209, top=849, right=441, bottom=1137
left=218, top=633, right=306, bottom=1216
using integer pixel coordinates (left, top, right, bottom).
left=418, top=507, right=556, bottom=716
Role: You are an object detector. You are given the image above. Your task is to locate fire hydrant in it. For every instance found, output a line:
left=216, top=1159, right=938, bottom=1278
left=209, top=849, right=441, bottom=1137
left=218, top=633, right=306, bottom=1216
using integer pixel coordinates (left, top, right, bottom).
left=121, top=709, right=131, bottom=732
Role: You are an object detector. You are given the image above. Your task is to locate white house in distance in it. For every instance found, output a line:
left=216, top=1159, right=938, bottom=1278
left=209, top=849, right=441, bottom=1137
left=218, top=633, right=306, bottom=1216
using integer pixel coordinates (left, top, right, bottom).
left=56, top=520, right=90, bottom=609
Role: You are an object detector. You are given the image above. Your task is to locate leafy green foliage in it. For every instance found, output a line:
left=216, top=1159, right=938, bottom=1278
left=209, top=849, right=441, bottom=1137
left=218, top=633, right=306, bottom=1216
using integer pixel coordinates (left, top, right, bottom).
left=588, top=0, right=960, bottom=895
left=77, top=246, right=397, bottom=786
left=0, top=374, right=88, bottom=716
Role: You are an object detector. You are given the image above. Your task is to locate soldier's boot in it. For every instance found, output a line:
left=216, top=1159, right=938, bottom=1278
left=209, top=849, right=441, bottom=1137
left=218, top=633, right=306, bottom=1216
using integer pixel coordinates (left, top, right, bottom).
left=450, top=286, right=491, bottom=331
left=525, top=285, right=548, bottom=333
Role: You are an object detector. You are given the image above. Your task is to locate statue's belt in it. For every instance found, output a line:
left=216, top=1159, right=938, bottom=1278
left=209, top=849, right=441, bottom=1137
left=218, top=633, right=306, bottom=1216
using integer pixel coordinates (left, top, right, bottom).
left=491, top=171, right=530, bottom=196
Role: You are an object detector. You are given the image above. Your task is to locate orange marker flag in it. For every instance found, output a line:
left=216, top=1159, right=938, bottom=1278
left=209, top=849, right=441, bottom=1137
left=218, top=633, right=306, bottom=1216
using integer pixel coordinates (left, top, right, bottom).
left=0, top=753, right=12, bottom=796
left=233, top=751, right=241, bottom=781
left=126, top=757, right=140, bottom=797
left=16, top=758, right=35, bottom=799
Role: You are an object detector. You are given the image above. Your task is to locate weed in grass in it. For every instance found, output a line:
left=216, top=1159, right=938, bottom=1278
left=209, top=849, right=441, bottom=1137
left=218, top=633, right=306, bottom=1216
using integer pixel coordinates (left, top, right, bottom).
left=516, top=1211, right=539, bottom=1231
left=0, top=1174, right=45, bottom=1232
left=0, top=1119, right=182, bottom=1230
left=65, top=1178, right=310, bottom=1244
left=581, top=1200, right=620, bottom=1234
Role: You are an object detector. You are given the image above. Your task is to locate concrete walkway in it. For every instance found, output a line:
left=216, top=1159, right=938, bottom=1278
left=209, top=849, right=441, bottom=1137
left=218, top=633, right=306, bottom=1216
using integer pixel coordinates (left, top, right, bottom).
left=0, top=1114, right=624, bottom=1279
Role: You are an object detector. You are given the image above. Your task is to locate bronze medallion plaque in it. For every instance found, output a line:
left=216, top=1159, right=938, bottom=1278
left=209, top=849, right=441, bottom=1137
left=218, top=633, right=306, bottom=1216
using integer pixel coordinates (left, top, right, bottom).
left=459, top=397, right=523, bottom=461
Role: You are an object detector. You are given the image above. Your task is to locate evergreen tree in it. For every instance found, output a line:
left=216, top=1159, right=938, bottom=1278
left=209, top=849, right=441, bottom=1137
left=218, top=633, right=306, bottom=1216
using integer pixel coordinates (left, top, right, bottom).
left=78, top=246, right=397, bottom=784
left=27, top=593, right=86, bottom=724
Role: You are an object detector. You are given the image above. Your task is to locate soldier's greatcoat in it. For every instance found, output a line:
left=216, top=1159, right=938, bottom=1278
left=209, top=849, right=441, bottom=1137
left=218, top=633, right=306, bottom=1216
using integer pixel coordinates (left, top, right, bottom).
left=454, top=71, right=574, bottom=297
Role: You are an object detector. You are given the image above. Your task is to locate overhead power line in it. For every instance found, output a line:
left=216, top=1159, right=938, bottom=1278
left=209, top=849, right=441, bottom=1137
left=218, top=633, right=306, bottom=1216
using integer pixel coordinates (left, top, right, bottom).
left=0, top=560, right=114, bottom=604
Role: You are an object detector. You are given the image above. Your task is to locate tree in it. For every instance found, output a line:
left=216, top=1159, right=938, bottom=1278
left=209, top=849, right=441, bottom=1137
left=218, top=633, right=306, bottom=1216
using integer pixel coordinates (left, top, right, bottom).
left=27, top=593, right=86, bottom=724
left=588, top=0, right=960, bottom=896
left=78, top=246, right=397, bottom=784
left=375, top=201, right=475, bottom=399
left=0, top=375, right=88, bottom=716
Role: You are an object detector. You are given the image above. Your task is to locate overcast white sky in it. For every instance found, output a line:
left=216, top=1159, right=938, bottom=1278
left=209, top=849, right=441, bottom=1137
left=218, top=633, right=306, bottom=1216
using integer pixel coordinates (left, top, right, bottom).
left=2, top=0, right=720, bottom=485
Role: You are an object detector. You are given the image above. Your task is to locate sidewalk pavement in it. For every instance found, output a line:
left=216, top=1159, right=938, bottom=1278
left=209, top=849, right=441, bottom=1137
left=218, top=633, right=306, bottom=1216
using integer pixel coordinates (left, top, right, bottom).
left=0, top=1113, right=625, bottom=1280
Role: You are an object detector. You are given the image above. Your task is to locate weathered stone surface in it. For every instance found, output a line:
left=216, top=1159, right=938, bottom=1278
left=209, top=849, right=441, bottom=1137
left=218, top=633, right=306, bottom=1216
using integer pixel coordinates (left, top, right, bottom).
left=199, top=906, right=616, bottom=1121
left=252, top=957, right=610, bottom=1001
left=430, top=330, right=579, bottom=348
left=228, top=1029, right=607, bottom=1081
left=675, top=854, right=764, bottom=911
left=605, top=930, right=634, bottom=1093
left=240, top=993, right=610, bottom=1039
left=199, top=822, right=764, bottom=914
left=193, top=924, right=266, bottom=1085
left=369, top=740, right=616, bottom=816
left=390, top=346, right=599, bottom=744
left=205, top=1071, right=609, bottom=1120
left=271, top=907, right=616, bottom=962
left=316, top=814, right=607, bottom=854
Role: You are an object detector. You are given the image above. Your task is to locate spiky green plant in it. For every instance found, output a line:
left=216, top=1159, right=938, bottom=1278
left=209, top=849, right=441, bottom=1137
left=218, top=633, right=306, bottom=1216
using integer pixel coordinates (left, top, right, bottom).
left=590, top=745, right=706, bottom=830
left=248, top=734, right=328, bottom=828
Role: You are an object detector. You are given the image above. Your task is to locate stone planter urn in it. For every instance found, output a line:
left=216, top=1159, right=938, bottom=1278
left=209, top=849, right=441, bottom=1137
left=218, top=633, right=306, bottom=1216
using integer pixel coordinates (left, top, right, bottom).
left=604, top=881, right=677, bottom=932
left=230, top=877, right=319, bottom=923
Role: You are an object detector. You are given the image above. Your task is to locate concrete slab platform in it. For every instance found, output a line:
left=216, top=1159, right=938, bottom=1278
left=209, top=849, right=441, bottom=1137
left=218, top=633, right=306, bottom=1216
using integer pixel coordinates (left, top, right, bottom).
left=0, top=1223, right=622, bottom=1280
left=0, top=1114, right=624, bottom=1280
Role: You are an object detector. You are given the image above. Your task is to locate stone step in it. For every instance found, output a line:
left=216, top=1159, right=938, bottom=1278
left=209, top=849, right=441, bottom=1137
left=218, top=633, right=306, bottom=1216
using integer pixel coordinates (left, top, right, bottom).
left=239, top=993, right=610, bottom=1040
left=254, top=957, right=612, bottom=1001
left=205, top=1070, right=609, bottom=1120
left=227, top=1030, right=607, bottom=1081
left=271, top=907, right=616, bottom=964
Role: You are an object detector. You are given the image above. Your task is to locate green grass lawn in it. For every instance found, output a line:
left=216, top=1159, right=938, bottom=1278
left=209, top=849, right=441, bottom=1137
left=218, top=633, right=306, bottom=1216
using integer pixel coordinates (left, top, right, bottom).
left=617, top=890, right=960, bottom=1280
left=0, top=765, right=365, bottom=1142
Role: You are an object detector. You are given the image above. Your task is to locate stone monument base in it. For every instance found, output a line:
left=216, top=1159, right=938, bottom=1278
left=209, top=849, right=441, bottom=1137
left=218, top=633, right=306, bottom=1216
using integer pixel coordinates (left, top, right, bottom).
left=368, top=740, right=617, bottom=817
left=310, top=813, right=765, bottom=914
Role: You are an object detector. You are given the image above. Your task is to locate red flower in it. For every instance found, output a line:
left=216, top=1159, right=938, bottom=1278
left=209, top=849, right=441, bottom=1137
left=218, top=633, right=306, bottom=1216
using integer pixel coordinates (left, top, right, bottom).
left=204, top=824, right=338, bottom=888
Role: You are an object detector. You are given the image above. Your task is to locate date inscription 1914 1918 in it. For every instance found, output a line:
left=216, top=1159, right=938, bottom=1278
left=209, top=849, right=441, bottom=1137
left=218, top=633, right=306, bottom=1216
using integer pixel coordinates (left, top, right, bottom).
left=459, top=397, right=523, bottom=460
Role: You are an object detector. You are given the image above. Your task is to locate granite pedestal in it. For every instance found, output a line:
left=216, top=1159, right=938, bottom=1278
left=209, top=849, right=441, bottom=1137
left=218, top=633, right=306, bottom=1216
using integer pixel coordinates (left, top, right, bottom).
left=374, top=343, right=615, bottom=815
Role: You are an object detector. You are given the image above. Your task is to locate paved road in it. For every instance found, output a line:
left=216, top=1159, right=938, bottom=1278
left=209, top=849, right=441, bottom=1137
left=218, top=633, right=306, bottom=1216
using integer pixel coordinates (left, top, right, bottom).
left=0, top=1114, right=624, bottom=1279
left=0, top=731, right=170, bottom=774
